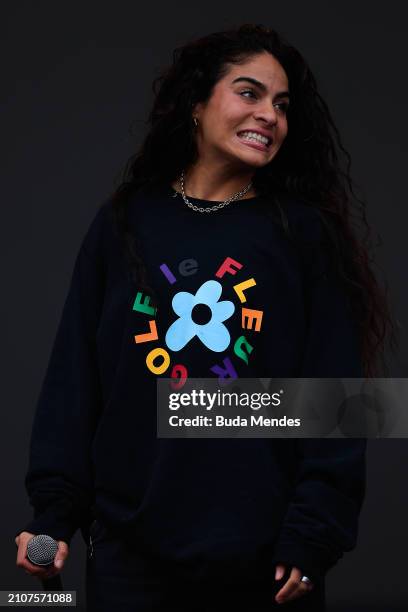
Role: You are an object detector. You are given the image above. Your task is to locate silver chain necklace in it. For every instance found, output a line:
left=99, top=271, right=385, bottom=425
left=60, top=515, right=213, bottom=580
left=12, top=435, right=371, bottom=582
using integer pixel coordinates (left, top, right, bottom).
left=174, top=169, right=253, bottom=213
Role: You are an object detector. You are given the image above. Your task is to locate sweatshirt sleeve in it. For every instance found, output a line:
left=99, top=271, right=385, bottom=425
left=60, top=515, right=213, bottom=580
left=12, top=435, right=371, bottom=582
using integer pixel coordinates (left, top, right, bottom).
left=270, top=204, right=367, bottom=584
left=15, top=205, right=107, bottom=545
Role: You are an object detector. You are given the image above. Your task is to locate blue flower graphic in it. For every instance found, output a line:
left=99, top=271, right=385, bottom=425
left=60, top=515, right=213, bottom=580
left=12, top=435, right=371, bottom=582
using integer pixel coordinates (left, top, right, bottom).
left=165, top=280, right=235, bottom=352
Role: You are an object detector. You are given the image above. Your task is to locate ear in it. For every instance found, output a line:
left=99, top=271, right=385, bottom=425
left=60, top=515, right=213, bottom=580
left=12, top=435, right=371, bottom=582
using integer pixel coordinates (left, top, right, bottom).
left=191, top=101, right=203, bottom=120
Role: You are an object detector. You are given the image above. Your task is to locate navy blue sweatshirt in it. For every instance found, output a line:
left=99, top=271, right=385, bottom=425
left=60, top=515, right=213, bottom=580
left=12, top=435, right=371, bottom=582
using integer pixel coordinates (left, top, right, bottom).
left=18, top=181, right=367, bottom=585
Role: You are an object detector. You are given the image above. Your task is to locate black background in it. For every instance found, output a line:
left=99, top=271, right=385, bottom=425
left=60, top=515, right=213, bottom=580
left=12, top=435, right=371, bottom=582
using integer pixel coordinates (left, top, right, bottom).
left=2, top=1, right=407, bottom=609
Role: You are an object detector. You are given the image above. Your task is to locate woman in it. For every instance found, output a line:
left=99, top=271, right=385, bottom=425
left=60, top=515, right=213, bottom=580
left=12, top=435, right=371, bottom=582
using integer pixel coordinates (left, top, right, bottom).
left=15, top=24, right=396, bottom=611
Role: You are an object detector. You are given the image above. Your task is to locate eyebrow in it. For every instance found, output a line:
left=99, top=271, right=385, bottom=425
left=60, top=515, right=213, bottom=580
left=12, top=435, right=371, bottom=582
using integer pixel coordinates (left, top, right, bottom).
left=231, top=76, right=290, bottom=99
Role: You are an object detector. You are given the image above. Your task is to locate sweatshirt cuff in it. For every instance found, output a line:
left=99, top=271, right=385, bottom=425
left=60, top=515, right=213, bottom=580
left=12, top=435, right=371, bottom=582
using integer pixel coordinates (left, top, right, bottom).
left=15, top=509, right=79, bottom=545
left=270, top=533, right=340, bottom=585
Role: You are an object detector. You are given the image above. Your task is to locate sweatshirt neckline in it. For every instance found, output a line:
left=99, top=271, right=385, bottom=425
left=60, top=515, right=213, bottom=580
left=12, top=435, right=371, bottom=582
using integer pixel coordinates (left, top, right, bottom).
left=163, top=184, right=263, bottom=208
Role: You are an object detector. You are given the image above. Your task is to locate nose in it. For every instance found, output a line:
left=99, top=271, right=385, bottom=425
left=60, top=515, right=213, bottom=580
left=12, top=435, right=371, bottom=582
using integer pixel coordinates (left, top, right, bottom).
left=253, top=102, right=279, bottom=126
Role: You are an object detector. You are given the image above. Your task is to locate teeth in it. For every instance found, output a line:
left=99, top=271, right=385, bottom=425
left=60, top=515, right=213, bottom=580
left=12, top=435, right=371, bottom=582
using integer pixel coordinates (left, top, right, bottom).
left=238, top=131, right=270, bottom=145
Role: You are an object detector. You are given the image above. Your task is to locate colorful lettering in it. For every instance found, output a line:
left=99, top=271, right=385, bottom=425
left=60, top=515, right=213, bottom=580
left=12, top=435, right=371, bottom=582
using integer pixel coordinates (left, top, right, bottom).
left=215, top=257, right=243, bottom=278
left=233, top=278, right=256, bottom=303
left=134, top=320, right=158, bottom=343
left=132, top=292, right=157, bottom=316
left=146, top=347, right=170, bottom=375
left=241, top=308, right=263, bottom=332
left=179, top=259, right=198, bottom=276
left=170, top=364, right=188, bottom=390
left=210, top=357, right=238, bottom=384
left=160, top=263, right=177, bottom=284
left=234, top=336, right=254, bottom=364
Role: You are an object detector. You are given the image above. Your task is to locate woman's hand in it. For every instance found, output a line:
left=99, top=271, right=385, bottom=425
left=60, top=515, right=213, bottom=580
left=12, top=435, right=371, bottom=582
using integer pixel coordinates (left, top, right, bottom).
left=274, top=564, right=314, bottom=604
left=15, top=532, right=69, bottom=580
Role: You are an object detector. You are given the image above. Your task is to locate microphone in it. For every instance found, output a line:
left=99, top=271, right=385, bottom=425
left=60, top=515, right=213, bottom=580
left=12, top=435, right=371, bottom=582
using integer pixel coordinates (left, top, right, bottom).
left=26, top=534, right=63, bottom=591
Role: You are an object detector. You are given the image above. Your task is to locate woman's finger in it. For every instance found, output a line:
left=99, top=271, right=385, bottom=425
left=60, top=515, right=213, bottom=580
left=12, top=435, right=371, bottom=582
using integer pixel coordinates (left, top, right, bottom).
left=275, top=566, right=303, bottom=603
left=274, top=563, right=286, bottom=581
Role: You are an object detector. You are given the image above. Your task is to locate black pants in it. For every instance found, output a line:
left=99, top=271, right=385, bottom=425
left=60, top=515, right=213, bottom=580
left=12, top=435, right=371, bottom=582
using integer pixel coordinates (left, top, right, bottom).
left=84, top=518, right=326, bottom=611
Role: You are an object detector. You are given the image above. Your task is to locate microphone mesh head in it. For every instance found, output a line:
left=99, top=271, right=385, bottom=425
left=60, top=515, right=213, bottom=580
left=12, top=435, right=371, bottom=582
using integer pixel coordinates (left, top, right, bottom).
left=26, top=534, right=59, bottom=566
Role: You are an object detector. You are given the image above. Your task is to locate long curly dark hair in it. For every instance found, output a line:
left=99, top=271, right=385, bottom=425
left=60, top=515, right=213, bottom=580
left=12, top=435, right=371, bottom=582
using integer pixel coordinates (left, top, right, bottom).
left=106, top=23, right=398, bottom=378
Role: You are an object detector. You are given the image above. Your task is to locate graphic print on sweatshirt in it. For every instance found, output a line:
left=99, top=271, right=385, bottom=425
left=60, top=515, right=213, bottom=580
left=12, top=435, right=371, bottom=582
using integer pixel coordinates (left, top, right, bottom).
left=131, top=255, right=264, bottom=385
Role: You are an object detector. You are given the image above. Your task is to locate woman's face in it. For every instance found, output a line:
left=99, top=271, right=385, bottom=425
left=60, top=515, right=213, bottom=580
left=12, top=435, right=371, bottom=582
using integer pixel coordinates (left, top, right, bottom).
left=193, top=52, right=290, bottom=171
